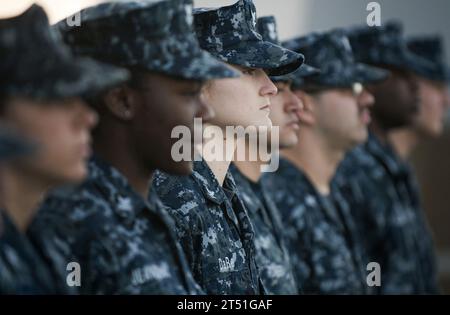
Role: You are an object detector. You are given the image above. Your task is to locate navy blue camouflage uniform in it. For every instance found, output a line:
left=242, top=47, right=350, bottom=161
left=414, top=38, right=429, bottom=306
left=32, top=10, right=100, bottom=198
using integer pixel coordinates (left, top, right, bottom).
left=262, top=30, right=389, bottom=294
left=153, top=159, right=261, bottom=295
left=335, top=22, right=441, bottom=294
left=230, top=164, right=299, bottom=294
left=29, top=157, right=203, bottom=294
left=336, top=134, right=439, bottom=294
left=27, top=0, right=238, bottom=294
left=0, top=212, right=59, bottom=294
left=263, top=158, right=369, bottom=294
left=0, top=4, right=126, bottom=294
left=0, top=129, right=48, bottom=294
left=152, top=0, right=303, bottom=294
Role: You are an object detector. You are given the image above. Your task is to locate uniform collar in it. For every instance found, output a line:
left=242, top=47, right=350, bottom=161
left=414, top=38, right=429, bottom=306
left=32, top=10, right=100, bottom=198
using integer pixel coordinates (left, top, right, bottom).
left=229, top=163, right=263, bottom=215
left=88, top=156, right=149, bottom=224
left=191, top=158, right=238, bottom=205
left=365, top=132, right=409, bottom=179
left=276, top=158, right=345, bottom=229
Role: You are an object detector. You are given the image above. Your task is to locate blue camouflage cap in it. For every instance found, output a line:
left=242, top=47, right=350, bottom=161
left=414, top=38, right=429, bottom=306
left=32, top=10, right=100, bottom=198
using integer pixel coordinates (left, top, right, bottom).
left=283, top=29, right=389, bottom=89
left=256, top=15, right=320, bottom=84
left=0, top=4, right=129, bottom=102
left=55, top=0, right=240, bottom=81
left=0, top=127, right=34, bottom=160
left=407, top=35, right=450, bottom=83
left=193, top=0, right=304, bottom=76
left=345, top=21, right=435, bottom=78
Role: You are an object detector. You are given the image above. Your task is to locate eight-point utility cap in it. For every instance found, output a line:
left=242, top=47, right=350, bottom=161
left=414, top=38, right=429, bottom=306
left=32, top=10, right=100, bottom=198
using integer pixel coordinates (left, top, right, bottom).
left=408, top=35, right=450, bottom=83
left=55, top=0, right=240, bottom=81
left=345, top=22, right=435, bottom=78
left=256, top=15, right=320, bottom=84
left=0, top=4, right=129, bottom=101
left=283, top=29, right=389, bottom=89
left=193, top=0, right=304, bottom=76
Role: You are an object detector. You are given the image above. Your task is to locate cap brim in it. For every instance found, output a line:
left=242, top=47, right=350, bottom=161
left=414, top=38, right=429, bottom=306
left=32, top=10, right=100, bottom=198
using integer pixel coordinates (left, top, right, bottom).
left=30, top=56, right=130, bottom=101
left=353, top=63, right=390, bottom=84
left=382, top=49, right=436, bottom=78
left=214, top=40, right=304, bottom=76
left=271, top=63, right=320, bottom=82
left=302, top=62, right=389, bottom=88
left=148, top=49, right=241, bottom=81
left=63, top=58, right=130, bottom=98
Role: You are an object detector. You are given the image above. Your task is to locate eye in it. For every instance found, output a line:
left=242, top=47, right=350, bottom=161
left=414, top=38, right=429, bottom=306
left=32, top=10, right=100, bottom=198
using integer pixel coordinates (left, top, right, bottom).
left=241, top=68, right=257, bottom=76
left=182, top=89, right=201, bottom=97
left=180, top=82, right=204, bottom=97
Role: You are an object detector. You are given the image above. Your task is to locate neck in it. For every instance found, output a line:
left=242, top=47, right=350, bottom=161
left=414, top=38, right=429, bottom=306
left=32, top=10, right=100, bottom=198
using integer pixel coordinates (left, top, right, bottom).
left=282, top=130, right=344, bottom=195
left=233, top=137, right=266, bottom=183
left=369, top=120, right=389, bottom=145
left=1, top=166, right=50, bottom=232
left=93, top=127, right=153, bottom=199
left=200, top=126, right=237, bottom=186
left=388, top=128, right=419, bottom=161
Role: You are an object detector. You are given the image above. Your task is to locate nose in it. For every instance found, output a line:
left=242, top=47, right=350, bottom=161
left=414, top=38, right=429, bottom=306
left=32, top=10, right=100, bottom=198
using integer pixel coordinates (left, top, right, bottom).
left=260, top=71, right=278, bottom=97
left=358, top=88, right=375, bottom=109
left=196, top=96, right=215, bottom=123
left=77, top=100, right=98, bottom=130
left=285, top=89, right=304, bottom=113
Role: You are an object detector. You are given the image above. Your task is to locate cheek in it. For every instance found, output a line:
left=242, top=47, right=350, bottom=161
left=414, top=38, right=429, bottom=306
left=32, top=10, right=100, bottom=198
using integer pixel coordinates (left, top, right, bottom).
left=269, top=99, right=287, bottom=127
left=22, top=119, right=86, bottom=180
left=34, top=120, right=77, bottom=163
left=421, top=97, right=444, bottom=124
left=399, top=81, right=415, bottom=100
left=325, top=104, right=358, bottom=132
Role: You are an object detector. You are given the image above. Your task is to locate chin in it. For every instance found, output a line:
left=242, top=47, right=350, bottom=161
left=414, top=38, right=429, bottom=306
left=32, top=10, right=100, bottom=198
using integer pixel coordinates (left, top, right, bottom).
left=62, top=166, right=89, bottom=184
left=253, top=115, right=273, bottom=129
left=279, top=134, right=298, bottom=149
left=423, top=124, right=443, bottom=138
left=352, top=133, right=368, bottom=146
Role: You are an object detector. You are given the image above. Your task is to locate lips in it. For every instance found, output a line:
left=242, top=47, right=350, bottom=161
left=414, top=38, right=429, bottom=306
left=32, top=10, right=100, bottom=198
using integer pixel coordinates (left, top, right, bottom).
left=78, top=134, right=92, bottom=159
left=79, top=142, right=91, bottom=159
left=359, top=109, right=371, bottom=125
left=260, top=104, right=270, bottom=111
left=286, top=119, right=300, bottom=129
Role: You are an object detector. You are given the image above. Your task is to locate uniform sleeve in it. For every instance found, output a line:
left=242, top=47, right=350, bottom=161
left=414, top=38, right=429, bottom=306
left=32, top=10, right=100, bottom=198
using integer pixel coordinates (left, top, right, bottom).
left=153, top=175, right=203, bottom=284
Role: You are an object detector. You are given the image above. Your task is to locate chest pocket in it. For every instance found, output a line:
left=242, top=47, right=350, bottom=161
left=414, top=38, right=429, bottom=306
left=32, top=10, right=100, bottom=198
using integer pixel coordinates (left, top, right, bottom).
left=201, top=250, right=255, bottom=295
left=198, top=217, right=254, bottom=294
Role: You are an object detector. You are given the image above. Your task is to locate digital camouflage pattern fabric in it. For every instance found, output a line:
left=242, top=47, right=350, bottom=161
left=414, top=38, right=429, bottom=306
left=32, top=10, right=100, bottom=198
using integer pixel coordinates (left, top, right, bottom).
left=335, top=133, right=439, bottom=294
left=283, top=29, right=389, bottom=89
left=230, top=163, right=299, bottom=294
left=193, top=0, right=303, bottom=76
left=28, top=157, right=203, bottom=294
left=0, top=4, right=128, bottom=101
left=263, top=158, right=369, bottom=294
left=153, top=159, right=261, bottom=295
left=55, top=0, right=240, bottom=81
